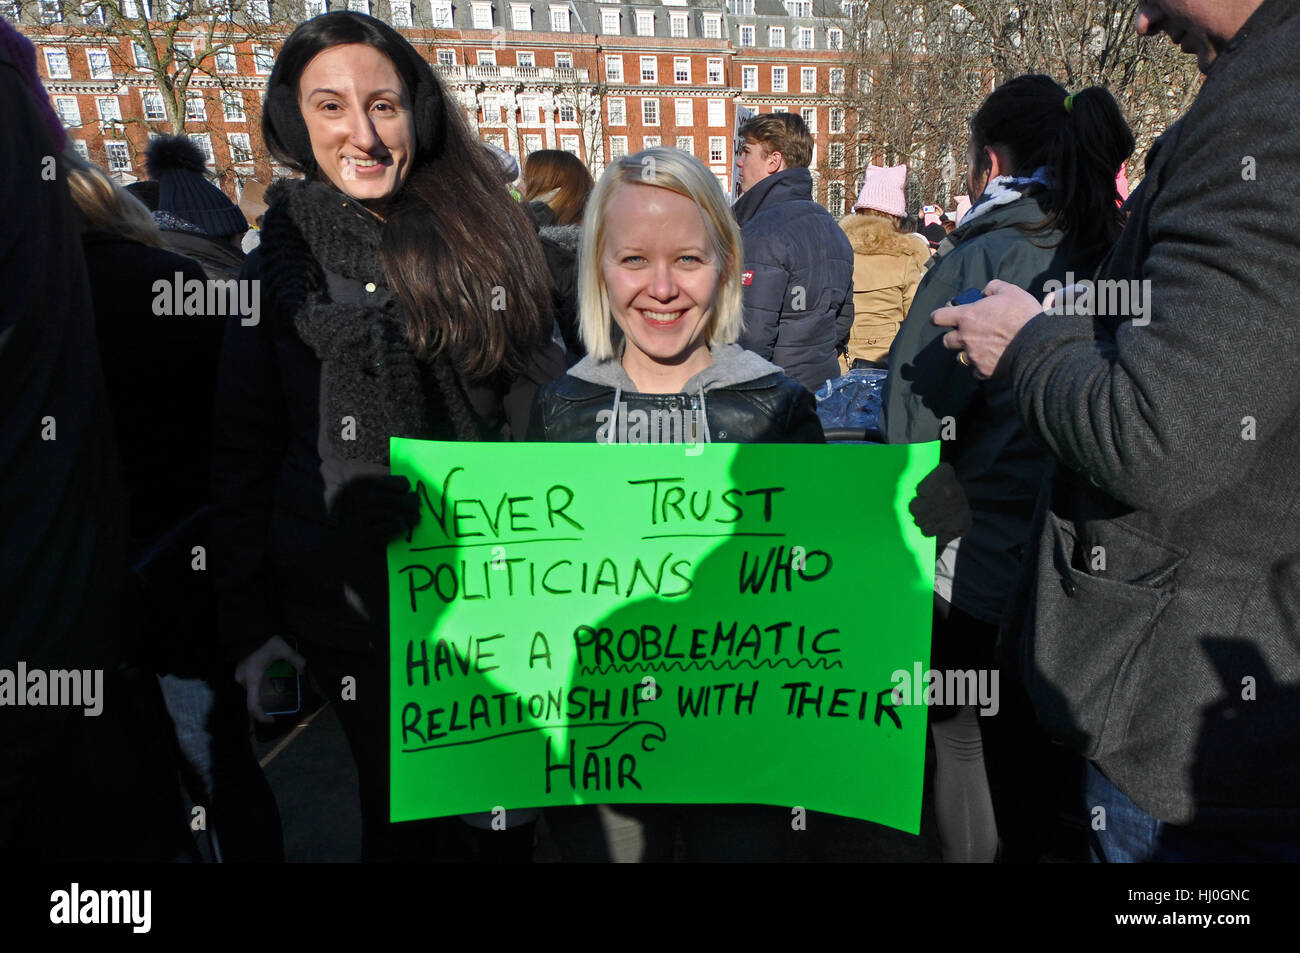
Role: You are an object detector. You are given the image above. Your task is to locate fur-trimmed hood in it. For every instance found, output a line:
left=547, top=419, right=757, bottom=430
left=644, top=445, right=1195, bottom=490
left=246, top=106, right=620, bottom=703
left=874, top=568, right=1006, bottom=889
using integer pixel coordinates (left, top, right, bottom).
left=839, top=212, right=931, bottom=261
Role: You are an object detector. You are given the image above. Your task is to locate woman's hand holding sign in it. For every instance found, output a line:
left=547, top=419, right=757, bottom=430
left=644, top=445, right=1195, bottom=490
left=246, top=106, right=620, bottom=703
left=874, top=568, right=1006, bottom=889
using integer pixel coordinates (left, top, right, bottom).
left=932, top=280, right=1045, bottom=379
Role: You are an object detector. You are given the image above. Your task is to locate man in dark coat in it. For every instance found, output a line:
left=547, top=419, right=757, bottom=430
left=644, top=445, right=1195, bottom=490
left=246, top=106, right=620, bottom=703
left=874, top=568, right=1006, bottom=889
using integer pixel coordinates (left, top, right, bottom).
left=732, top=113, right=854, bottom=393
left=935, top=0, right=1300, bottom=860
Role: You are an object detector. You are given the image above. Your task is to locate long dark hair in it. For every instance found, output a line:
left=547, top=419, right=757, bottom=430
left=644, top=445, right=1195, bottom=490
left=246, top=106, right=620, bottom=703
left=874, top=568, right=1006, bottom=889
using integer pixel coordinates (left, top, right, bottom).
left=263, top=12, right=550, bottom=380
left=969, top=74, right=1134, bottom=268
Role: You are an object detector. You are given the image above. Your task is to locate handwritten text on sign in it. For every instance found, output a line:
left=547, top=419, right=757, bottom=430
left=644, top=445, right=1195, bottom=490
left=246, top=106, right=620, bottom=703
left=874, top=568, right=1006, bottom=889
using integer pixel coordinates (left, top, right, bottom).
left=387, top=441, right=937, bottom=832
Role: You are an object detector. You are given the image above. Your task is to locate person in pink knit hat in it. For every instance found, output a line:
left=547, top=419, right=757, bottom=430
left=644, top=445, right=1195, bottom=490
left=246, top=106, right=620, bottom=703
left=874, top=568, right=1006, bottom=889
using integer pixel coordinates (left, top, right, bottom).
left=836, top=164, right=930, bottom=370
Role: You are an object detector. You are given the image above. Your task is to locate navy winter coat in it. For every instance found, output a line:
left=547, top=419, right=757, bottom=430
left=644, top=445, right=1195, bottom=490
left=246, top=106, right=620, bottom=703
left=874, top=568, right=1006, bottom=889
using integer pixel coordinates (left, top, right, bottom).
left=733, top=167, right=854, bottom=392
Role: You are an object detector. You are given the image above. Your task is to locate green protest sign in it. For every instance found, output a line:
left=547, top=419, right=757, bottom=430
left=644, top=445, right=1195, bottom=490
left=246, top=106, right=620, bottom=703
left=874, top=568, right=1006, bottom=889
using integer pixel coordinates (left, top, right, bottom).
left=388, top=440, right=938, bottom=833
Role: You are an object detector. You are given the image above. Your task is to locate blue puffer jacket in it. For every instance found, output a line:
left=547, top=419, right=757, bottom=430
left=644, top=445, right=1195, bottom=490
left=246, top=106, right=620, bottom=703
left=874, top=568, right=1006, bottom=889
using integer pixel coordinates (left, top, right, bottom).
left=733, top=167, right=855, bottom=393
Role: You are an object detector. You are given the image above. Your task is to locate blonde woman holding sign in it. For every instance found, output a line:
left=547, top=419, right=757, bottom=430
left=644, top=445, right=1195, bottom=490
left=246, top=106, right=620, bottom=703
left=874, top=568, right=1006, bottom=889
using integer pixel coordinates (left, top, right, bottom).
left=529, top=148, right=823, bottom=860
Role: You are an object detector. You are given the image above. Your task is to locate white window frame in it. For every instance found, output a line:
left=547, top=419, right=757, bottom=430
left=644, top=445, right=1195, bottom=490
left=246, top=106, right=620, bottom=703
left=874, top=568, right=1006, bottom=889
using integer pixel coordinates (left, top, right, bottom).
left=554, top=51, right=572, bottom=69
left=558, top=103, right=576, bottom=123
left=215, top=48, right=238, bottom=73
left=189, top=133, right=214, bottom=165
left=771, top=66, right=787, bottom=93
left=741, top=65, right=757, bottom=91
left=670, top=12, right=687, bottom=38
left=549, top=5, right=569, bottom=31
left=801, top=67, right=816, bottom=92
left=796, top=27, right=814, bottom=49
left=708, top=136, right=725, bottom=163
left=432, top=0, right=453, bottom=27
left=96, top=96, right=122, bottom=122
left=641, top=98, right=658, bottom=126
left=254, top=45, right=275, bottom=74
left=636, top=11, right=653, bottom=36
left=703, top=15, right=721, bottom=38
left=600, top=8, right=619, bottom=33
left=436, top=49, right=456, bottom=67
left=390, top=0, right=412, bottom=26
left=607, top=97, right=625, bottom=125
left=132, top=41, right=152, bottom=68
left=347, top=0, right=370, bottom=13
left=643, top=135, right=660, bottom=149
left=829, top=142, right=844, bottom=168
left=174, top=42, right=194, bottom=65
left=769, top=26, right=784, bottom=48
left=829, top=107, right=845, bottom=134
left=248, top=0, right=272, bottom=21
left=829, top=68, right=844, bottom=93
left=673, top=57, right=690, bottom=84
left=43, top=48, right=72, bottom=79
left=609, top=135, right=628, bottom=160
left=223, top=90, right=246, bottom=121
left=305, top=0, right=326, bottom=16
left=229, top=132, right=253, bottom=163
left=738, top=24, right=755, bottom=47
left=828, top=27, right=843, bottom=49
left=639, top=56, right=657, bottom=84
left=185, top=92, right=206, bottom=122
left=828, top=181, right=845, bottom=217
left=471, top=2, right=493, bottom=29
left=523, top=134, right=543, bottom=154
left=706, top=58, right=722, bottom=85
left=477, top=49, right=497, bottom=66
left=516, top=50, right=535, bottom=68
left=801, top=106, right=815, bottom=132
left=605, top=54, right=623, bottom=83
left=39, top=0, right=63, bottom=23
left=707, top=99, right=724, bottom=126
left=142, top=90, right=166, bottom=121
left=674, top=99, right=692, bottom=126
left=86, top=49, right=113, bottom=80
left=674, top=135, right=692, bottom=154
left=72, top=140, right=91, bottom=161
left=559, top=134, right=580, bottom=156
left=511, top=4, right=531, bottom=30
left=105, top=140, right=132, bottom=172
left=54, top=96, right=82, bottom=127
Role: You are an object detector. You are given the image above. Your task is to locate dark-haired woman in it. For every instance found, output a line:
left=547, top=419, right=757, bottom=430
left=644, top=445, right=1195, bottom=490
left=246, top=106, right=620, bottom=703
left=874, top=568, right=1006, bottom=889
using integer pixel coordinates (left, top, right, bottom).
left=881, top=75, right=1135, bottom=863
left=211, top=11, right=560, bottom=861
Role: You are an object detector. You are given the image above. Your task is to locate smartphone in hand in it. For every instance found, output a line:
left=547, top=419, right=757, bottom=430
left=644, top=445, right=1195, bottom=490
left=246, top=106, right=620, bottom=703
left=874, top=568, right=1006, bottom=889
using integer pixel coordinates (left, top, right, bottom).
left=260, top=658, right=301, bottom=717
left=949, top=288, right=984, bottom=307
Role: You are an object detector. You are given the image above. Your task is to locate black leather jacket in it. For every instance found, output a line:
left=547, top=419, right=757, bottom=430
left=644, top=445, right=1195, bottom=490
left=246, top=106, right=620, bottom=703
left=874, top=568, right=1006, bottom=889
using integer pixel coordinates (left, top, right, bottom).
left=529, top=370, right=824, bottom=444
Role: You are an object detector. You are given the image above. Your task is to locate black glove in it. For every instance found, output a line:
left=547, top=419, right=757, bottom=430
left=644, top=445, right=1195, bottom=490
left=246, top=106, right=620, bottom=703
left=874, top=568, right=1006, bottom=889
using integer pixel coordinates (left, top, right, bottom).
left=908, top=462, right=971, bottom=552
left=330, top=475, right=420, bottom=546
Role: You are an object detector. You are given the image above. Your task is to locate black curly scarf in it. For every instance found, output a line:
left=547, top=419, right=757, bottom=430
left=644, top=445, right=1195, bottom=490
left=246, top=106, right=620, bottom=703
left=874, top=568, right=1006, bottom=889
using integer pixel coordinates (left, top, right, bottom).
left=259, top=179, right=481, bottom=462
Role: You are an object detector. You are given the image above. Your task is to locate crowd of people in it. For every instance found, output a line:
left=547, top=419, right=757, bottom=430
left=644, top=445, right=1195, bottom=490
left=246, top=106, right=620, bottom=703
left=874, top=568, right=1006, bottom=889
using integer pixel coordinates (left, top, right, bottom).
left=2, top=0, right=1298, bottom=863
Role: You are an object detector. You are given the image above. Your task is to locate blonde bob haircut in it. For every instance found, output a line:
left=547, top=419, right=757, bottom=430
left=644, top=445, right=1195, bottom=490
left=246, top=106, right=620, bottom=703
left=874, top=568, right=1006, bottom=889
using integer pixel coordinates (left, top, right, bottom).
left=62, top=149, right=162, bottom=248
left=577, top=147, right=744, bottom=362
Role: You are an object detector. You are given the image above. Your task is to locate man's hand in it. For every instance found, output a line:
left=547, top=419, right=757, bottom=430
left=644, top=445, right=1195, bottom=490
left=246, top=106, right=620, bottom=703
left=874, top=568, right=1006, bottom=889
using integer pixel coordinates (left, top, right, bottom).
left=931, top=280, right=1045, bottom=379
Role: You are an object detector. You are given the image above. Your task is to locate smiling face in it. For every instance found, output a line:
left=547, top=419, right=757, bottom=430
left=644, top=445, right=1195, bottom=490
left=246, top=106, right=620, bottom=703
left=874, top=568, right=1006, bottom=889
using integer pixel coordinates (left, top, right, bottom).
left=298, top=43, right=415, bottom=210
left=1135, top=1, right=1262, bottom=72
left=601, top=182, right=721, bottom=392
